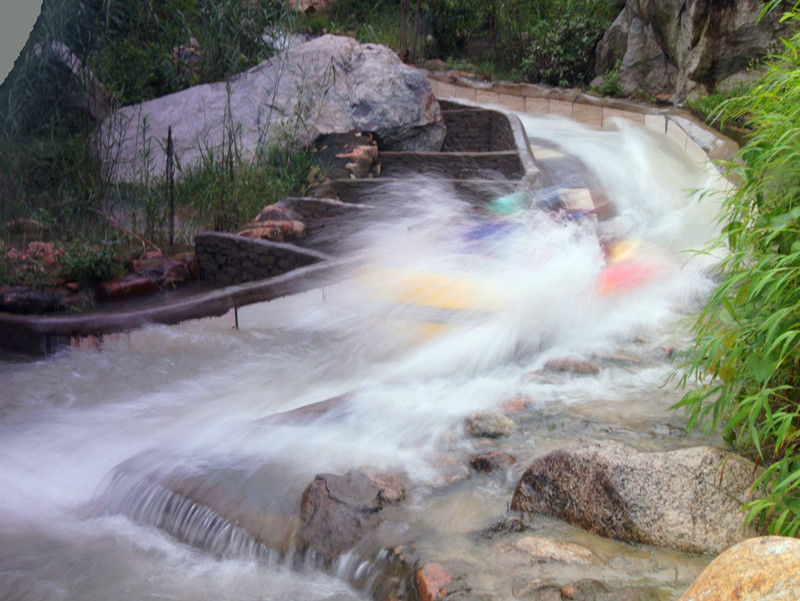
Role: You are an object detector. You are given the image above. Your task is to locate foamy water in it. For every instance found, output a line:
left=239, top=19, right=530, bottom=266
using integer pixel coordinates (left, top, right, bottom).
left=0, top=114, right=729, bottom=600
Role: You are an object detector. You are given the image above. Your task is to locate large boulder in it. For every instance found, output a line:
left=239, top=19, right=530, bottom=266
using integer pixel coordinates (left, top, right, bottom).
left=510, top=441, right=760, bottom=555
left=100, top=35, right=445, bottom=182
left=678, top=536, right=800, bottom=601
left=594, top=0, right=790, bottom=103
left=298, top=469, right=405, bottom=561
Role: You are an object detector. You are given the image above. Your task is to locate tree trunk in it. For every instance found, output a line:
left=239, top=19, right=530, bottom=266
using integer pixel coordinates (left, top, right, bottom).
left=409, top=0, right=422, bottom=64
left=400, top=0, right=410, bottom=63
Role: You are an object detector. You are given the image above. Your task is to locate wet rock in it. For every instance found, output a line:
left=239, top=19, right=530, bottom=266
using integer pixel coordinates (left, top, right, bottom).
left=522, top=372, right=563, bottom=385
left=416, top=563, right=452, bottom=601
left=480, top=516, right=526, bottom=539
left=237, top=220, right=307, bottom=242
left=132, top=255, right=167, bottom=281
left=299, top=470, right=389, bottom=561
left=96, top=275, right=159, bottom=299
left=361, top=468, right=406, bottom=505
left=433, top=454, right=470, bottom=487
left=254, top=204, right=303, bottom=223
left=513, top=536, right=593, bottom=564
left=502, top=395, right=532, bottom=414
left=514, top=578, right=666, bottom=601
left=511, top=441, right=760, bottom=555
left=469, top=450, right=516, bottom=473
left=512, top=577, right=562, bottom=601
left=678, top=536, right=800, bottom=601
left=542, top=358, right=599, bottom=376
left=464, top=411, right=516, bottom=438
left=560, top=579, right=668, bottom=601
left=163, top=258, right=195, bottom=284
left=54, top=287, right=92, bottom=310
left=0, top=286, right=61, bottom=314
left=595, top=353, right=641, bottom=366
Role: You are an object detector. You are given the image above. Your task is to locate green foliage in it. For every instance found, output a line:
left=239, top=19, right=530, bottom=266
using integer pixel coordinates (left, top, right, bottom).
left=595, top=61, right=623, bottom=97
left=91, top=0, right=286, bottom=106
left=520, top=0, right=623, bottom=86
left=0, top=238, right=129, bottom=288
left=0, top=0, right=305, bottom=271
left=318, top=0, right=623, bottom=86
left=57, top=241, right=127, bottom=284
left=170, top=144, right=315, bottom=236
left=676, top=8, right=800, bottom=536
left=0, top=247, right=53, bottom=289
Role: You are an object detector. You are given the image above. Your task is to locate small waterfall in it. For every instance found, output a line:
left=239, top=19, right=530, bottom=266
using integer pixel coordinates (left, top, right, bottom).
left=93, top=466, right=287, bottom=561
left=0, top=113, right=729, bottom=601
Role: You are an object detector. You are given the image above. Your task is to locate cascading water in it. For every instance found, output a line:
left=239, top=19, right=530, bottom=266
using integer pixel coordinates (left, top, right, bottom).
left=0, top=113, right=729, bottom=600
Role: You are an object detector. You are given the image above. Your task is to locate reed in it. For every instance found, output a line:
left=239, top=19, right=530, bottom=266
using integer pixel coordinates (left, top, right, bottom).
left=676, top=4, right=800, bottom=536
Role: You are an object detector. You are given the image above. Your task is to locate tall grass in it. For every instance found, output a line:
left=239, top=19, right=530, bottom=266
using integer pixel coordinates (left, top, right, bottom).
left=0, top=0, right=310, bottom=278
left=676, top=5, right=800, bottom=536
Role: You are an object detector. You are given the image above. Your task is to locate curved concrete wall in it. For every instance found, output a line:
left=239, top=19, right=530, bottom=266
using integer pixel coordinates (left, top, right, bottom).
left=427, top=72, right=739, bottom=166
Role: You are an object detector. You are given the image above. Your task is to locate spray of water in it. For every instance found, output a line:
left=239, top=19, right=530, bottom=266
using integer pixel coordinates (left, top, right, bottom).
left=0, top=115, right=730, bottom=600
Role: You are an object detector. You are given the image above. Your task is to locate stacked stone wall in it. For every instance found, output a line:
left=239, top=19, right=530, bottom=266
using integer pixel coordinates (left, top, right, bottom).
left=195, top=232, right=330, bottom=286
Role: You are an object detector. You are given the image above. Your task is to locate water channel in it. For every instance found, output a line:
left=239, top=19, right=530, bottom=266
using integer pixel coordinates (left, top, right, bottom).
left=0, top=113, right=729, bottom=600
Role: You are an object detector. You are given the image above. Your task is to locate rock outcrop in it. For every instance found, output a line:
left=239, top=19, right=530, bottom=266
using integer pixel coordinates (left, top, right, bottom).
left=100, top=35, right=445, bottom=182
left=594, top=0, right=790, bottom=103
left=511, top=441, right=760, bottom=554
left=678, top=536, right=800, bottom=601
left=298, top=469, right=405, bottom=561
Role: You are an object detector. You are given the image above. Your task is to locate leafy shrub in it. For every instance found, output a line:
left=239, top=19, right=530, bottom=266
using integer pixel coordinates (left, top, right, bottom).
left=521, top=0, right=623, bottom=86
left=57, top=241, right=127, bottom=284
left=0, top=247, right=53, bottom=289
left=595, top=60, right=623, bottom=97
left=328, top=0, right=623, bottom=85
left=676, top=8, right=800, bottom=536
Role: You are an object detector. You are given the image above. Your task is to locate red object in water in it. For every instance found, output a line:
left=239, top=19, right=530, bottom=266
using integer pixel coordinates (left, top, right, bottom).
left=597, top=261, right=660, bottom=295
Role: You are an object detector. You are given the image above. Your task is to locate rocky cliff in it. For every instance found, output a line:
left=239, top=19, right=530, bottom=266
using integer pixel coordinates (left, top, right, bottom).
left=594, top=0, right=791, bottom=103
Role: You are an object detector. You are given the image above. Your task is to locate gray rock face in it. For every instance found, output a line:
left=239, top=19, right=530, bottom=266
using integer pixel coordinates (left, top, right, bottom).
left=594, top=0, right=790, bottom=102
left=100, top=35, right=445, bottom=182
left=298, top=469, right=403, bottom=561
left=511, top=441, right=760, bottom=555
left=465, top=411, right=516, bottom=438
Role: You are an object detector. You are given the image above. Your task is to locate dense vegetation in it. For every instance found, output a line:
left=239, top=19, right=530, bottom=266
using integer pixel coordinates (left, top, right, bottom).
left=677, top=2, right=800, bottom=536
left=311, top=0, right=624, bottom=85
left=0, top=0, right=625, bottom=291
left=0, top=0, right=311, bottom=279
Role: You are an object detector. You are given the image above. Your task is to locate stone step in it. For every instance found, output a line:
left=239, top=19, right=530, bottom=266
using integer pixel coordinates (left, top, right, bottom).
left=378, top=151, right=524, bottom=180
left=314, top=177, right=520, bottom=205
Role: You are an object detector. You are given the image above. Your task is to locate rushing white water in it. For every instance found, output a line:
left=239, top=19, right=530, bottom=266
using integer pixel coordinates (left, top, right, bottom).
left=0, top=114, right=729, bottom=600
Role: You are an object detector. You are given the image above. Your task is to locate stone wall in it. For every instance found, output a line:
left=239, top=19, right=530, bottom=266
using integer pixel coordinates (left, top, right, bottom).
left=379, top=151, right=523, bottom=180
left=439, top=106, right=517, bottom=152
left=274, top=197, right=370, bottom=237
left=195, top=232, right=332, bottom=286
left=427, top=72, right=739, bottom=166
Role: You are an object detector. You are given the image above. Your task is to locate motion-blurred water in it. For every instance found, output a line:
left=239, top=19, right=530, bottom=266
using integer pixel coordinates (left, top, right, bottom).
left=0, top=114, right=729, bottom=601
